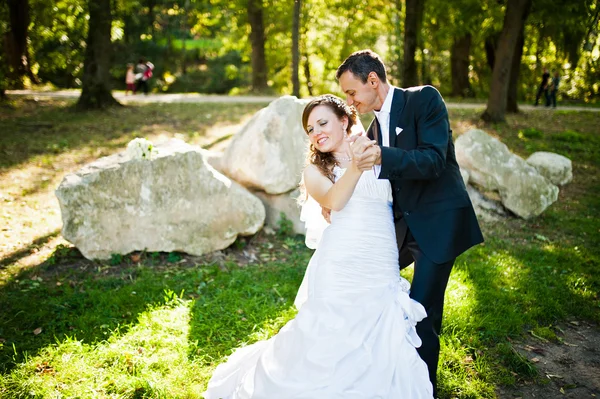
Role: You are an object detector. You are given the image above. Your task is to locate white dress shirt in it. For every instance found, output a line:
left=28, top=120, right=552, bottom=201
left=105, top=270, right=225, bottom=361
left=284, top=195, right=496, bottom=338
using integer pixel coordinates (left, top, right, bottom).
left=373, top=86, right=395, bottom=176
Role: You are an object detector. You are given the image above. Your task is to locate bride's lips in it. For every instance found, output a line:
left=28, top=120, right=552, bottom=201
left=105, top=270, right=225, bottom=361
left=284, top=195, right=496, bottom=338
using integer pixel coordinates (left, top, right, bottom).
left=317, top=136, right=328, bottom=146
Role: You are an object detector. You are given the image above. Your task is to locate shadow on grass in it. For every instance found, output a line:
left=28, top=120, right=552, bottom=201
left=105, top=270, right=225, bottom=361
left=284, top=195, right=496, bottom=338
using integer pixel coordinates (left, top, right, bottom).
left=460, top=236, right=597, bottom=381
left=0, top=236, right=312, bottom=377
left=0, top=229, right=61, bottom=269
left=0, top=248, right=202, bottom=374
left=0, top=99, right=266, bottom=172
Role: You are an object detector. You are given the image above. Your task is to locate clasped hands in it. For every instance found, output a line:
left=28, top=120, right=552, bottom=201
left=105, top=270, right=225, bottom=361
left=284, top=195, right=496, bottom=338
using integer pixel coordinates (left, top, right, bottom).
left=347, top=134, right=381, bottom=171
left=321, top=134, right=380, bottom=223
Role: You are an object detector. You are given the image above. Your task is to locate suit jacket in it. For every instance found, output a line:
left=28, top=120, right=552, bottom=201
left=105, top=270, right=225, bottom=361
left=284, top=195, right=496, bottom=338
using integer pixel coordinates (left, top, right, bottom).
left=367, top=86, right=483, bottom=265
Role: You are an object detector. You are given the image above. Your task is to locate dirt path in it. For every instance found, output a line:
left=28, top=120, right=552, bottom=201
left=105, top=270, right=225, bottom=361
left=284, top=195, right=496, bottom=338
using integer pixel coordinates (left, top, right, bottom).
left=7, top=90, right=600, bottom=112
left=497, top=321, right=600, bottom=398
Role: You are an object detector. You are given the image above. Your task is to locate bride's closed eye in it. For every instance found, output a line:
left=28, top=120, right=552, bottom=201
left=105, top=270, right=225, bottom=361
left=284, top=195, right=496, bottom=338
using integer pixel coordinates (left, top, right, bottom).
left=307, top=120, right=328, bottom=135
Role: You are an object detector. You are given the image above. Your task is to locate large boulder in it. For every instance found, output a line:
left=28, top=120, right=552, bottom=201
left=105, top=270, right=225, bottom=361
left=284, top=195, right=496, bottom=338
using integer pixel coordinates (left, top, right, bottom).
left=219, top=96, right=310, bottom=195
left=56, top=139, right=265, bottom=260
left=455, top=129, right=559, bottom=219
left=253, top=189, right=304, bottom=235
left=526, top=151, right=573, bottom=186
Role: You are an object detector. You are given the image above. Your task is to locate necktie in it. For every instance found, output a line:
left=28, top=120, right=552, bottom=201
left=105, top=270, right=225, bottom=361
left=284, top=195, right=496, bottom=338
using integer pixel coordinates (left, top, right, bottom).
left=378, top=112, right=389, bottom=148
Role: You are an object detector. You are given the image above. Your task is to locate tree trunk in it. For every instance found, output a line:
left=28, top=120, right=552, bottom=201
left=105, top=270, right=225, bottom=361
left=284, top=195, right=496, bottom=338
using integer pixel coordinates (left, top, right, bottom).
left=6, top=0, right=38, bottom=87
left=247, top=0, right=268, bottom=92
left=484, top=33, right=498, bottom=71
left=506, top=27, right=525, bottom=113
left=76, top=0, right=119, bottom=110
left=403, top=0, right=425, bottom=87
left=451, top=33, right=472, bottom=97
left=303, top=51, right=313, bottom=96
left=481, top=0, right=532, bottom=123
left=292, top=0, right=301, bottom=97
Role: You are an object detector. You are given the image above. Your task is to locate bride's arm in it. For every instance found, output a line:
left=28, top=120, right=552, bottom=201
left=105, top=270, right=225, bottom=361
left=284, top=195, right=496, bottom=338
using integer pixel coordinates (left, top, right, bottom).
left=303, top=163, right=362, bottom=212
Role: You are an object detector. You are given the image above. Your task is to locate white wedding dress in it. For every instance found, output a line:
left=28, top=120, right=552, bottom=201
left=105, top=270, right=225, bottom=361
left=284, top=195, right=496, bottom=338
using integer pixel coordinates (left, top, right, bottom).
left=202, top=166, right=433, bottom=399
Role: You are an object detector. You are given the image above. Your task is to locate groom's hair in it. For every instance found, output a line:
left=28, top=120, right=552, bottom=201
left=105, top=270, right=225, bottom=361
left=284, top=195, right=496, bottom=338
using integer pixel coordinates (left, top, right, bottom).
left=336, top=49, right=387, bottom=84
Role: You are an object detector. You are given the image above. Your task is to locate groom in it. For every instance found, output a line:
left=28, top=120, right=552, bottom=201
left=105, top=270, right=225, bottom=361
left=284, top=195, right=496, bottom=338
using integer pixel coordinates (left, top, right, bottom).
left=336, top=49, right=484, bottom=395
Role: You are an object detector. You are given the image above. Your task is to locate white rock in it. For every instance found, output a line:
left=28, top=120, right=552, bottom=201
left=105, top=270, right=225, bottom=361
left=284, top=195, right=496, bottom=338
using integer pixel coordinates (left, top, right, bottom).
left=220, top=96, right=310, bottom=194
left=466, top=185, right=507, bottom=223
left=253, top=189, right=304, bottom=235
left=455, top=129, right=559, bottom=219
left=526, top=151, right=573, bottom=186
left=459, top=168, right=470, bottom=186
left=55, top=139, right=265, bottom=260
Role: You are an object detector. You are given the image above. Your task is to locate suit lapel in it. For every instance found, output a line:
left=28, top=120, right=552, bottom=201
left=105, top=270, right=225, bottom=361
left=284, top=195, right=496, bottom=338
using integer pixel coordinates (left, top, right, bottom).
left=388, top=88, right=406, bottom=147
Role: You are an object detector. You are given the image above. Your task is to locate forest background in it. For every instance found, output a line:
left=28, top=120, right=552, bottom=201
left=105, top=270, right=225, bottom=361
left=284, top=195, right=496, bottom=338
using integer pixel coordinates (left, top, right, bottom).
left=1, top=0, right=599, bottom=120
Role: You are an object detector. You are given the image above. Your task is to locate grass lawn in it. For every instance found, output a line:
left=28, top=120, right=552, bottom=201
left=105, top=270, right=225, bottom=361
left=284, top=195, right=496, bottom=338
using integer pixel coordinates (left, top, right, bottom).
left=0, top=97, right=598, bottom=398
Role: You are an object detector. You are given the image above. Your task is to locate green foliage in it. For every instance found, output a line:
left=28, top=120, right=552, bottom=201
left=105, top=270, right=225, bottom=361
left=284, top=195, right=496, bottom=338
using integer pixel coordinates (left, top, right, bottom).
left=3, top=0, right=595, bottom=101
left=276, top=212, right=295, bottom=238
left=110, top=253, right=124, bottom=266
left=165, top=50, right=248, bottom=94
left=518, top=127, right=544, bottom=139
left=46, top=244, right=76, bottom=266
left=166, top=252, right=182, bottom=263
left=552, top=130, right=584, bottom=142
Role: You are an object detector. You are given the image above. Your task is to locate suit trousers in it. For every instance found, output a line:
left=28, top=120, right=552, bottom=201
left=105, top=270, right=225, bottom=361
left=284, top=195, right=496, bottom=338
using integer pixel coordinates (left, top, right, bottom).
left=395, top=218, right=455, bottom=395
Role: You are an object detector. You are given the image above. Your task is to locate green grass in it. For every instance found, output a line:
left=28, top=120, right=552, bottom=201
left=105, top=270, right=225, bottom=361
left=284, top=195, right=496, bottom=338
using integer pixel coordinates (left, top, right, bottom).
left=0, top=99, right=599, bottom=398
left=0, top=98, right=268, bottom=172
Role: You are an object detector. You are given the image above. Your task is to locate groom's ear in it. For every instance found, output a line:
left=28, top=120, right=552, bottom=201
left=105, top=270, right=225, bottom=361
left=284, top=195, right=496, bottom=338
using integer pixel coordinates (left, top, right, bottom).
left=367, top=71, right=379, bottom=87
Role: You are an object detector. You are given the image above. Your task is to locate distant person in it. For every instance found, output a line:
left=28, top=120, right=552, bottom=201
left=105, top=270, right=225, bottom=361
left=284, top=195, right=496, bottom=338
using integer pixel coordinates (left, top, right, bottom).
left=546, top=70, right=560, bottom=108
left=135, top=58, right=154, bottom=95
left=534, top=67, right=550, bottom=106
left=125, top=63, right=136, bottom=95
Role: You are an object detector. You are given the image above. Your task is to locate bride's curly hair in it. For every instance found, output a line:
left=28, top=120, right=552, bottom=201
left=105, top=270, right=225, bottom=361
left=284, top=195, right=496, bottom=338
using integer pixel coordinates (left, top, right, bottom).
left=301, top=94, right=359, bottom=183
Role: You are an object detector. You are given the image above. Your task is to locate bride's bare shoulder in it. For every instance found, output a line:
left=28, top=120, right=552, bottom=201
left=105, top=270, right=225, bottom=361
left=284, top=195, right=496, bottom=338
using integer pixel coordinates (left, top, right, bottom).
left=303, top=163, right=332, bottom=182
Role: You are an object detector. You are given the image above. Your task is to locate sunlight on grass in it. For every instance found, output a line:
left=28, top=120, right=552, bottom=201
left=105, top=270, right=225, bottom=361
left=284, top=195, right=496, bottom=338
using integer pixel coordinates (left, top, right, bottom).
left=439, top=336, right=496, bottom=399
left=246, top=307, right=297, bottom=342
left=1, top=293, right=206, bottom=398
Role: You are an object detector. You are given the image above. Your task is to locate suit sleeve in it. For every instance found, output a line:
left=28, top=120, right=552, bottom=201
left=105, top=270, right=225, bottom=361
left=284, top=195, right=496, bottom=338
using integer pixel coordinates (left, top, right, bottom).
left=378, top=86, right=450, bottom=181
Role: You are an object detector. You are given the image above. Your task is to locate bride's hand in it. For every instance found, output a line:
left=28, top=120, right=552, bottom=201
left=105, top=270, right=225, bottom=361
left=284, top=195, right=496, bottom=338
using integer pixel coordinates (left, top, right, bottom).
left=350, top=136, right=377, bottom=168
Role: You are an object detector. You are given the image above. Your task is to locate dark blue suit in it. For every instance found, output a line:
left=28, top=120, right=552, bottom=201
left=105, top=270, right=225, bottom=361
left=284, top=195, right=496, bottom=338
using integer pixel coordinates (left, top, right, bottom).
left=367, top=85, right=484, bottom=393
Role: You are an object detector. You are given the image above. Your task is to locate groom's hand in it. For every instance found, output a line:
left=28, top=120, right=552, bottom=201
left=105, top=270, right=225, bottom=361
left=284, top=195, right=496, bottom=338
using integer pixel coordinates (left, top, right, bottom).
left=355, top=145, right=382, bottom=170
left=350, top=135, right=380, bottom=170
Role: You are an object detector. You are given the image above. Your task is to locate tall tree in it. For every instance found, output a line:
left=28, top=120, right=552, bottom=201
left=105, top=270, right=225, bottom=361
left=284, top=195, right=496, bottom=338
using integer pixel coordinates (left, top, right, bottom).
left=451, top=34, right=472, bottom=97
left=247, top=0, right=268, bottom=92
left=292, top=0, right=300, bottom=97
left=482, top=0, right=532, bottom=123
left=76, top=0, right=119, bottom=110
left=5, top=0, right=37, bottom=87
left=506, top=26, right=526, bottom=112
left=403, top=0, right=425, bottom=87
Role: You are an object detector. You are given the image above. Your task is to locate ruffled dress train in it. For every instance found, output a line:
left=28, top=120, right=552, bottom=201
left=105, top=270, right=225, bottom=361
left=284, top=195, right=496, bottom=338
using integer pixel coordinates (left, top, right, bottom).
left=202, top=167, right=433, bottom=399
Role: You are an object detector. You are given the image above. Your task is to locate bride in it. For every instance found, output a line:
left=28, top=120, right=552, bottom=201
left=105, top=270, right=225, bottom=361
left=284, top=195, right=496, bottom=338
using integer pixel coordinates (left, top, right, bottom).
left=202, top=95, right=434, bottom=398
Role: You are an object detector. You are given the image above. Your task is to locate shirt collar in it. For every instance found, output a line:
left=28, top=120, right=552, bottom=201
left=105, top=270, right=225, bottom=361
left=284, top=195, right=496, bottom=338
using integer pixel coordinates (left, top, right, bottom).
left=373, top=86, right=395, bottom=121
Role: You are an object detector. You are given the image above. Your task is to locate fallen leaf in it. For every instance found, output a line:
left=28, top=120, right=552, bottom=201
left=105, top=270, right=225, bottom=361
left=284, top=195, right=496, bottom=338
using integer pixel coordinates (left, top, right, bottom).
left=531, top=357, right=540, bottom=363
left=131, top=253, right=141, bottom=263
